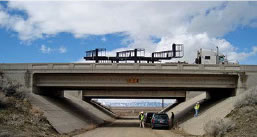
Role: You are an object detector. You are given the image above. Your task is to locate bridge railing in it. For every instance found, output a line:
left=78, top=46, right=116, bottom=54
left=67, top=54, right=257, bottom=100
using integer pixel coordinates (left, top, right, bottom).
left=1, top=63, right=256, bottom=73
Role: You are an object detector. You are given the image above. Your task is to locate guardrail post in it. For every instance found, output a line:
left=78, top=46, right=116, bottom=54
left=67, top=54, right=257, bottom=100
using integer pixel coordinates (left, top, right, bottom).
left=47, top=64, right=53, bottom=69
left=220, top=65, right=225, bottom=70
left=69, top=64, right=74, bottom=69
left=134, top=63, right=139, bottom=69
left=91, top=64, right=96, bottom=70
left=199, top=64, right=204, bottom=70
left=28, top=64, right=33, bottom=70
left=156, top=64, right=161, bottom=69
left=177, top=64, right=183, bottom=70
left=112, top=63, right=117, bottom=69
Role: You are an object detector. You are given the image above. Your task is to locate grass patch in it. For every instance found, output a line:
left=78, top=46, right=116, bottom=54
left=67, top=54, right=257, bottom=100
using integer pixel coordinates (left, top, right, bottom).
left=204, top=118, right=235, bottom=137
left=234, top=87, right=257, bottom=108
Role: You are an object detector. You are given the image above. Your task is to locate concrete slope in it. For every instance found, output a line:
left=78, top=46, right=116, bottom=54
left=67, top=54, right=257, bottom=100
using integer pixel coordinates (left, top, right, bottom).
left=166, top=92, right=207, bottom=119
left=64, top=94, right=114, bottom=122
left=89, top=100, right=118, bottom=118
left=159, top=102, right=179, bottom=113
left=180, top=97, right=236, bottom=136
left=28, top=93, right=114, bottom=134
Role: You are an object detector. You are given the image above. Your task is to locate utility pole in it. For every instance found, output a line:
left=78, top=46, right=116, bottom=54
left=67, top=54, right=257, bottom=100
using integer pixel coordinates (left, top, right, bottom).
left=162, top=99, right=164, bottom=108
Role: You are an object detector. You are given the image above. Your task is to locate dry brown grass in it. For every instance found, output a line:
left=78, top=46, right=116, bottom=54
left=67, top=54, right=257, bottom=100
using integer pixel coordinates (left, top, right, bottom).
left=0, top=73, right=26, bottom=100
left=0, top=91, right=8, bottom=108
left=234, top=86, right=257, bottom=108
left=204, top=118, right=235, bottom=137
left=0, top=72, right=63, bottom=137
left=0, top=73, right=25, bottom=108
left=30, top=106, right=44, bottom=117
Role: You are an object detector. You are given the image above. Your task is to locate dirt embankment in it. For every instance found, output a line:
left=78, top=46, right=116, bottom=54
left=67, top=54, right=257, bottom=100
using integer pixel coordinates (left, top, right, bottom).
left=202, top=87, right=257, bottom=137
left=224, top=105, right=257, bottom=137
left=223, top=87, right=257, bottom=137
left=0, top=93, right=63, bottom=137
left=0, top=72, right=66, bottom=137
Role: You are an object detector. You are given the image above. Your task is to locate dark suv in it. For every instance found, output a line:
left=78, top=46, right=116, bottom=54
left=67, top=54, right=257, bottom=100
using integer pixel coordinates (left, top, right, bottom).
left=144, top=112, right=155, bottom=126
left=151, top=113, right=169, bottom=129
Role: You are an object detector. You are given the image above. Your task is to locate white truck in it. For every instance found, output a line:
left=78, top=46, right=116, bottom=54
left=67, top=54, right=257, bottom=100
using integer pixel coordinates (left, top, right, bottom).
left=195, top=47, right=228, bottom=64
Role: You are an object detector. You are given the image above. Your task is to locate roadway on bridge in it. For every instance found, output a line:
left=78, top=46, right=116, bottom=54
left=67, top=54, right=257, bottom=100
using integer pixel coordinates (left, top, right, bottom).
left=75, top=119, right=183, bottom=137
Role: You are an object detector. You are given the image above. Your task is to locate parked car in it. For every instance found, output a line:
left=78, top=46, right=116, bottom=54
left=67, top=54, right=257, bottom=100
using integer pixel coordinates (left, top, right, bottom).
left=144, top=112, right=155, bottom=126
left=151, top=113, right=169, bottom=129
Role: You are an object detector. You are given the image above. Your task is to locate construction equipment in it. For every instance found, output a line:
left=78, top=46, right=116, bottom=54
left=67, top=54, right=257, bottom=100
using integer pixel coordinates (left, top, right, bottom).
left=84, top=43, right=184, bottom=63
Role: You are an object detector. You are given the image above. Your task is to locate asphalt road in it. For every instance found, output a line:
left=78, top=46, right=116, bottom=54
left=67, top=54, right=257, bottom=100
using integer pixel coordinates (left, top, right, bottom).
left=75, top=119, right=183, bottom=137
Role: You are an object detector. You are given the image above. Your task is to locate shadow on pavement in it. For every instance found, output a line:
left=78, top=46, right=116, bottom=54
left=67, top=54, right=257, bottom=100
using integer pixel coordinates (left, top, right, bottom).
left=104, top=120, right=140, bottom=127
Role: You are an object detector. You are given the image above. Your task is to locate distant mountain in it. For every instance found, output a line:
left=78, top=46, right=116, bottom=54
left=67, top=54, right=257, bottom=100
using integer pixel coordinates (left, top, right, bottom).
left=101, top=101, right=171, bottom=107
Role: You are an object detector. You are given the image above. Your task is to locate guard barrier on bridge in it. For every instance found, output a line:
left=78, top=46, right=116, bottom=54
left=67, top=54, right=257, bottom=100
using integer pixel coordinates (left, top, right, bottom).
left=0, top=63, right=247, bottom=72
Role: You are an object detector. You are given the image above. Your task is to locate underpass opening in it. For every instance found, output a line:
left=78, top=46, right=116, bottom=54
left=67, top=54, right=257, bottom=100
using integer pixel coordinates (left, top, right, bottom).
left=91, top=98, right=177, bottom=118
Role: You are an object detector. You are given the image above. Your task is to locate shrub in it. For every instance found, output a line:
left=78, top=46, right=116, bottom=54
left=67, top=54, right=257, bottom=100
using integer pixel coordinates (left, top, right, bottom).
left=0, top=73, right=25, bottom=99
left=0, top=71, right=3, bottom=78
left=0, top=73, right=27, bottom=107
left=0, top=131, right=12, bottom=137
left=0, top=91, right=8, bottom=107
left=204, top=118, right=235, bottom=137
left=234, top=86, right=257, bottom=108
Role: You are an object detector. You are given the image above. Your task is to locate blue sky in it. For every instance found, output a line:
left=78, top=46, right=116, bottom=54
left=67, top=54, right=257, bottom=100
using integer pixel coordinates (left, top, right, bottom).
left=0, top=1, right=257, bottom=64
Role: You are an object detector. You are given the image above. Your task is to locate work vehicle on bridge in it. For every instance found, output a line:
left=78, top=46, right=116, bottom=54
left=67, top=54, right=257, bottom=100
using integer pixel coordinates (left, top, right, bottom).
left=194, top=47, right=238, bottom=65
left=84, top=43, right=184, bottom=63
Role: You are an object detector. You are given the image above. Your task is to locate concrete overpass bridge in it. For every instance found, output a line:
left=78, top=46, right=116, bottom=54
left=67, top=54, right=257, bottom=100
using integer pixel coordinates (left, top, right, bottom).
left=1, top=63, right=257, bottom=100
left=2, top=63, right=257, bottom=134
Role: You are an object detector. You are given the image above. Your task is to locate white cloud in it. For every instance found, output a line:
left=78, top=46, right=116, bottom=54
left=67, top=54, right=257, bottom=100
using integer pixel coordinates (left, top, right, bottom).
left=0, top=11, right=7, bottom=25
left=76, top=58, right=86, bottom=63
left=227, top=46, right=257, bottom=62
left=58, top=47, right=67, bottom=53
left=188, top=2, right=257, bottom=37
left=40, top=45, right=67, bottom=54
left=101, top=37, right=107, bottom=42
left=40, top=45, right=52, bottom=54
left=1, top=1, right=257, bottom=63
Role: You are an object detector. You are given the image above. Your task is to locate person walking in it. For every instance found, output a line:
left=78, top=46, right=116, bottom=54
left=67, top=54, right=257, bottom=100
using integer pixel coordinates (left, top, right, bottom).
left=139, top=111, right=145, bottom=128
left=138, top=112, right=142, bottom=127
left=170, top=112, right=175, bottom=129
left=194, top=102, right=200, bottom=117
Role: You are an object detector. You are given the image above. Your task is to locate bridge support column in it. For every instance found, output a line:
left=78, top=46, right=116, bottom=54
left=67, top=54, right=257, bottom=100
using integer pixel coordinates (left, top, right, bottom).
left=64, top=90, right=83, bottom=100
left=236, top=72, right=247, bottom=95
left=186, top=91, right=202, bottom=101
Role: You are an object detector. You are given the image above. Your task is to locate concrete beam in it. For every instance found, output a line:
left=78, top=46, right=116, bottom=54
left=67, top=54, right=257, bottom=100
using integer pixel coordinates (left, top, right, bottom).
left=82, top=90, right=186, bottom=98
left=34, top=73, right=238, bottom=89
